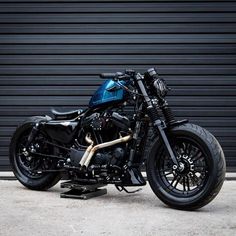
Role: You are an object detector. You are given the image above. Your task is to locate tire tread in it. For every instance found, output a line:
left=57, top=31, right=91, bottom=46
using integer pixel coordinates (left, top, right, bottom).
left=9, top=116, right=61, bottom=191
left=147, top=123, right=226, bottom=210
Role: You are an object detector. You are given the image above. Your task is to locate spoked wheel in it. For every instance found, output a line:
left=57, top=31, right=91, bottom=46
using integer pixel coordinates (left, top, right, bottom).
left=147, top=123, right=226, bottom=210
left=10, top=117, right=61, bottom=190
left=16, top=129, right=55, bottom=179
left=158, top=137, right=209, bottom=198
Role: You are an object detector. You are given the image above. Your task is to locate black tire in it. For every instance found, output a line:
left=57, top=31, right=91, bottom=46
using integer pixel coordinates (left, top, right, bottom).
left=9, top=116, right=61, bottom=190
left=146, top=123, right=226, bottom=210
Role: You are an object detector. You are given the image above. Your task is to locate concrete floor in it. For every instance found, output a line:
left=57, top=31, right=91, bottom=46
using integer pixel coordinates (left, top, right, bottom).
left=0, top=180, right=235, bottom=236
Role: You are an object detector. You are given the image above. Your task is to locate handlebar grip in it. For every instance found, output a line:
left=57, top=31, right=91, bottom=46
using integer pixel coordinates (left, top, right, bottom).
left=100, top=73, right=117, bottom=79
left=100, top=72, right=131, bottom=81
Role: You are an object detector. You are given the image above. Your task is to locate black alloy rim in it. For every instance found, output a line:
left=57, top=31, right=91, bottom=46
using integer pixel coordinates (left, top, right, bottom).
left=16, top=129, right=53, bottom=178
left=156, top=136, right=210, bottom=197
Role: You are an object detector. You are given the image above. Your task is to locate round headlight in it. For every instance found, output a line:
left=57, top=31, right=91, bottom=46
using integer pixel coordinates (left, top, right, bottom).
left=153, top=78, right=168, bottom=98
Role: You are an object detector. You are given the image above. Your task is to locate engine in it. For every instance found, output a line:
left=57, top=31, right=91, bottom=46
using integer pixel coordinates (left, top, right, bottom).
left=73, top=111, right=131, bottom=167
left=92, top=147, right=126, bottom=166
left=82, top=111, right=130, bottom=133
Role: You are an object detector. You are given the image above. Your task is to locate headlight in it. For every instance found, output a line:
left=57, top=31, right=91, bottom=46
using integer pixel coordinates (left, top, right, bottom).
left=145, top=68, right=169, bottom=98
left=153, top=78, right=168, bottom=98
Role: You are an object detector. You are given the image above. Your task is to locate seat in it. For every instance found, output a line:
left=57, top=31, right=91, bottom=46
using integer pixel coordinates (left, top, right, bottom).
left=51, top=108, right=84, bottom=120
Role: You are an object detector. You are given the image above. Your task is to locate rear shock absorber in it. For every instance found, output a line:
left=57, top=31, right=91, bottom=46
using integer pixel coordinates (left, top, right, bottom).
left=26, top=123, right=40, bottom=149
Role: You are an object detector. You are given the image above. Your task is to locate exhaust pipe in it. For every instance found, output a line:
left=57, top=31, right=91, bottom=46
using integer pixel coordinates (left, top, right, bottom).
left=78, top=134, right=94, bottom=166
left=79, top=133, right=132, bottom=168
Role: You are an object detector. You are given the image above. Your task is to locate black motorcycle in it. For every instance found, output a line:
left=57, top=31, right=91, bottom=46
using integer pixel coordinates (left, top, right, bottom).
left=9, top=68, right=226, bottom=210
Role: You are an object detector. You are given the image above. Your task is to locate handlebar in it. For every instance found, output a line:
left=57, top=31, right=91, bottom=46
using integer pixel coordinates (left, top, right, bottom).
left=100, top=68, right=157, bottom=82
left=100, top=73, right=117, bottom=79
left=100, top=72, right=132, bottom=81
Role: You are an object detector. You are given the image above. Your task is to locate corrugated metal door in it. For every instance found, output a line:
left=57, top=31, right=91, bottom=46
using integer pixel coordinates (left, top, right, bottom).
left=0, top=0, right=235, bottom=170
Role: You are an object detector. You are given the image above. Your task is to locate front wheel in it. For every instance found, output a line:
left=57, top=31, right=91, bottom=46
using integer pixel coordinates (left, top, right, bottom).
left=146, top=123, right=226, bottom=210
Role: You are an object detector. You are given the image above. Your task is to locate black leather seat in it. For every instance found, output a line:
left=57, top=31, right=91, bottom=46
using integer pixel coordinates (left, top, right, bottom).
left=51, top=108, right=84, bottom=120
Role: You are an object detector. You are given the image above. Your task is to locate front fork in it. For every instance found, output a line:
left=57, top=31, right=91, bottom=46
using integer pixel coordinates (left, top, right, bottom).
left=147, top=106, right=180, bottom=167
left=135, top=72, right=183, bottom=168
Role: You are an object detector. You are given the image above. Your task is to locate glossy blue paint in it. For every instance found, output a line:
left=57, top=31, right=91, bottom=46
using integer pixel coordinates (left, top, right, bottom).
left=89, top=79, right=127, bottom=108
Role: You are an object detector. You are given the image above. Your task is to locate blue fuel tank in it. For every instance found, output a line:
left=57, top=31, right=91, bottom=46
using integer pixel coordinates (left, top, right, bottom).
left=89, top=79, right=127, bottom=108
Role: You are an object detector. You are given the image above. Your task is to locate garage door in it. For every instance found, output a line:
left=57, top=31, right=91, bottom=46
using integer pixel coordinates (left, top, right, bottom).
left=0, top=0, right=236, bottom=171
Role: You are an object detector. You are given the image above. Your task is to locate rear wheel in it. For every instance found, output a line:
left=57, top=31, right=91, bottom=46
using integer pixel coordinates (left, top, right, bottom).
left=9, top=118, right=61, bottom=190
left=146, top=123, right=226, bottom=210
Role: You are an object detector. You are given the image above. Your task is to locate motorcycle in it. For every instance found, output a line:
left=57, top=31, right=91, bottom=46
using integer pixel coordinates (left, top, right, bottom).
left=9, top=68, right=226, bottom=210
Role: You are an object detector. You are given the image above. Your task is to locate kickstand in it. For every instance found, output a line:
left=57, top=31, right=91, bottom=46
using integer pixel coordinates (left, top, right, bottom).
left=115, top=185, right=142, bottom=194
